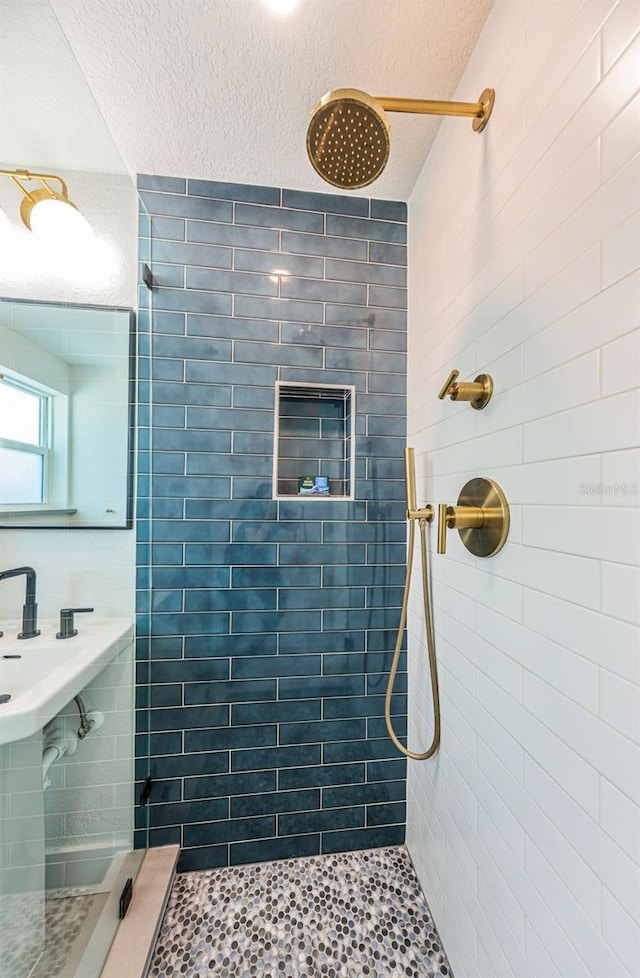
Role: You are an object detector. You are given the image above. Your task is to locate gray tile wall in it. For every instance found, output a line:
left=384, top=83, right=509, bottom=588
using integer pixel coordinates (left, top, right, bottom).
left=136, top=175, right=408, bottom=871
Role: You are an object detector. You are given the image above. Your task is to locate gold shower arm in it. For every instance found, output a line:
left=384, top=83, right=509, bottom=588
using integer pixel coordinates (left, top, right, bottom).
left=378, top=89, right=495, bottom=132
left=379, top=96, right=483, bottom=117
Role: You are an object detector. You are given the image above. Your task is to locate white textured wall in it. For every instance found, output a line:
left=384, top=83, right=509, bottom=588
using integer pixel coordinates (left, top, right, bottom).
left=406, top=2, right=639, bottom=977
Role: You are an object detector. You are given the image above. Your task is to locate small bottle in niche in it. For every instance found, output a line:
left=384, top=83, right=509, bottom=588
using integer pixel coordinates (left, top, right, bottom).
left=298, top=475, right=315, bottom=494
left=313, top=476, right=329, bottom=495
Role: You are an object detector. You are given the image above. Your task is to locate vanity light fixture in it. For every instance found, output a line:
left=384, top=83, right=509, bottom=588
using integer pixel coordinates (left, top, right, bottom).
left=0, top=168, right=91, bottom=239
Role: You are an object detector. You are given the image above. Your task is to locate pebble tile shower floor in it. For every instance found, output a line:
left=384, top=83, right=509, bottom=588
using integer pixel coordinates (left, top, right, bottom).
left=149, top=846, right=452, bottom=978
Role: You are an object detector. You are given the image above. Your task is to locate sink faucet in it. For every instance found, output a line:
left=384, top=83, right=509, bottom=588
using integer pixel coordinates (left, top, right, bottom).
left=0, top=566, right=40, bottom=639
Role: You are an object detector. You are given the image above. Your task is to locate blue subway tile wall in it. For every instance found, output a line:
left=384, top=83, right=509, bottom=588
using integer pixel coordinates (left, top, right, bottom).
left=137, top=175, right=408, bottom=871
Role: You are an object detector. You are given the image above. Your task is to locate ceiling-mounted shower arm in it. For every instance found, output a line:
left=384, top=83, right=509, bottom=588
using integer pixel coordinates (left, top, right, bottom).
left=376, top=90, right=495, bottom=131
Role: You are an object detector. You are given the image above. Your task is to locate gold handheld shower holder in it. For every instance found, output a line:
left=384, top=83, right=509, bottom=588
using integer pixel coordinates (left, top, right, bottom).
left=438, top=369, right=493, bottom=409
left=438, top=478, right=509, bottom=557
left=386, top=448, right=441, bottom=761
left=404, top=446, right=434, bottom=523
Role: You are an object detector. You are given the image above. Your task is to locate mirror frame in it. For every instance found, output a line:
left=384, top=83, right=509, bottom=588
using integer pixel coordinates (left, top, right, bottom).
left=0, top=297, right=136, bottom=530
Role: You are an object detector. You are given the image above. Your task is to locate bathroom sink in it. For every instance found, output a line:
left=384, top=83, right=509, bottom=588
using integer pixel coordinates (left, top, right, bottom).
left=0, top=617, right=133, bottom=745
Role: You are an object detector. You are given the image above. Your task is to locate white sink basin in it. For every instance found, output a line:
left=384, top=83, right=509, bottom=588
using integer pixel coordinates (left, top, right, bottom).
left=0, top=617, right=134, bottom=745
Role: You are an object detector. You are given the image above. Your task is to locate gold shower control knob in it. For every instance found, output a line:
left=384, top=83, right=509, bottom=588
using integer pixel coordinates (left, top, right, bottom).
left=438, top=370, right=493, bottom=409
left=437, top=478, right=509, bottom=557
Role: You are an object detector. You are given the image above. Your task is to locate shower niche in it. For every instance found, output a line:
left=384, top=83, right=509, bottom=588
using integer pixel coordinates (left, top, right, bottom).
left=273, top=381, right=355, bottom=499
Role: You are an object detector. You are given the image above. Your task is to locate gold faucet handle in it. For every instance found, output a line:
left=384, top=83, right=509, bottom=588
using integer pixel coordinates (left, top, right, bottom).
left=439, top=370, right=493, bottom=409
left=438, top=369, right=459, bottom=400
left=438, top=502, right=485, bottom=553
left=437, top=503, right=449, bottom=553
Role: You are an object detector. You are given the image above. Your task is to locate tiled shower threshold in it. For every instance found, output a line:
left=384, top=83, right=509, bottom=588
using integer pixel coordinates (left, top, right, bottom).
left=147, top=845, right=453, bottom=978
left=100, top=846, right=180, bottom=978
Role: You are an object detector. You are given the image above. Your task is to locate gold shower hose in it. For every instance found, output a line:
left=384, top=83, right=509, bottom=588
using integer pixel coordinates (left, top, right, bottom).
left=384, top=514, right=441, bottom=760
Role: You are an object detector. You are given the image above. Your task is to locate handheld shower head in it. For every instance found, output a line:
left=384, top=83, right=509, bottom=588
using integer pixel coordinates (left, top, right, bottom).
left=306, top=88, right=391, bottom=190
left=306, top=86, right=495, bottom=190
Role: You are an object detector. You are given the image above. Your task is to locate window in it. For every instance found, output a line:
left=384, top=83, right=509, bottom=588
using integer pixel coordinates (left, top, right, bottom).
left=0, top=375, right=50, bottom=505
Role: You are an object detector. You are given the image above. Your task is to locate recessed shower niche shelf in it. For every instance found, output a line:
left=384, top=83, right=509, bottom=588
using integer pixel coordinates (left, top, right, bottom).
left=273, top=381, right=355, bottom=500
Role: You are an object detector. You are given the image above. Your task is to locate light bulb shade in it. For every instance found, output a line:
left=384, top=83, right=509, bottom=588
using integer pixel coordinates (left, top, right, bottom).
left=20, top=187, right=91, bottom=241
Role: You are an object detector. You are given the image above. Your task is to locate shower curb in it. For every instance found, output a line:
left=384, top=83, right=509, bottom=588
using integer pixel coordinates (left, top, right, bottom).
left=100, top=845, right=179, bottom=978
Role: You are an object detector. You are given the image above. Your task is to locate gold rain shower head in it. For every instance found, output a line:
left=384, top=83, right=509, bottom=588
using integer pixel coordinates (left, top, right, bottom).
left=306, top=87, right=495, bottom=189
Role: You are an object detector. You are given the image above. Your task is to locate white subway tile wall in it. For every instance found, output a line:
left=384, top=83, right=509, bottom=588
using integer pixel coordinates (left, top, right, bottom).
left=406, top=1, right=639, bottom=977
left=0, top=531, right=135, bottom=619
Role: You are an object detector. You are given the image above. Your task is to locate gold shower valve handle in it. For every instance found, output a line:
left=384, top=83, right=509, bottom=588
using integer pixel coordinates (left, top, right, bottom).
left=438, top=370, right=460, bottom=401
left=438, top=503, right=488, bottom=551
left=446, top=504, right=485, bottom=530
left=437, top=504, right=449, bottom=554
left=437, top=479, right=510, bottom=557
left=438, top=369, right=493, bottom=410
left=436, top=503, right=483, bottom=553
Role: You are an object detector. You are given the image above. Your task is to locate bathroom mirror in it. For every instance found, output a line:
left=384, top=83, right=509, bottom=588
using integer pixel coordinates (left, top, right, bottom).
left=0, top=296, right=135, bottom=528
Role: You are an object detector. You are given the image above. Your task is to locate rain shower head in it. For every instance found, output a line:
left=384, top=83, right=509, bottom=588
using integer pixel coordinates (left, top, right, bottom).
left=306, top=88, right=391, bottom=190
left=306, top=86, right=495, bottom=190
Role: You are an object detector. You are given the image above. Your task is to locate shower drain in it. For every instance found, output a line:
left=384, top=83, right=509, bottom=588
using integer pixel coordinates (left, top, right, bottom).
left=0, top=693, right=12, bottom=704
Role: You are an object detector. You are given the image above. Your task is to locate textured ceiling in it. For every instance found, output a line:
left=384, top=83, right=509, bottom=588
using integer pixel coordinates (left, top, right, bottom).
left=1, top=0, right=128, bottom=173
left=50, top=0, right=493, bottom=200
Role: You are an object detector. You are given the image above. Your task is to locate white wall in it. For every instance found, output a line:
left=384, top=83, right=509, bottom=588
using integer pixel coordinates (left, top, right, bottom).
left=406, top=2, right=639, bottom=977
left=0, top=0, right=139, bottom=621
left=0, top=531, right=135, bottom=620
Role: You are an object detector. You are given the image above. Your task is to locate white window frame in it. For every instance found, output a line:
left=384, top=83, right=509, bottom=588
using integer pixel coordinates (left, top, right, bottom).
left=0, top=370, right=68, bottom=513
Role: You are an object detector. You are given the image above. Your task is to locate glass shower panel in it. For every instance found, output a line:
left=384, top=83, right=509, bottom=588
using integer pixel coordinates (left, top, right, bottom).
left=28, top=195, right=150, bottom=978
left=134, top=197, right=153, bottom=859
left=0, top=0, right=151, bottom=973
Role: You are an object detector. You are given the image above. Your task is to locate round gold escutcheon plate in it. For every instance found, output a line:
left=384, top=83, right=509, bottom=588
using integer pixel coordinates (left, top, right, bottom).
left=457, top=477, right=509, bottom=557
left=470, top=373, right=493, bottom=410
left=473, top=88, right=495, bottom=133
